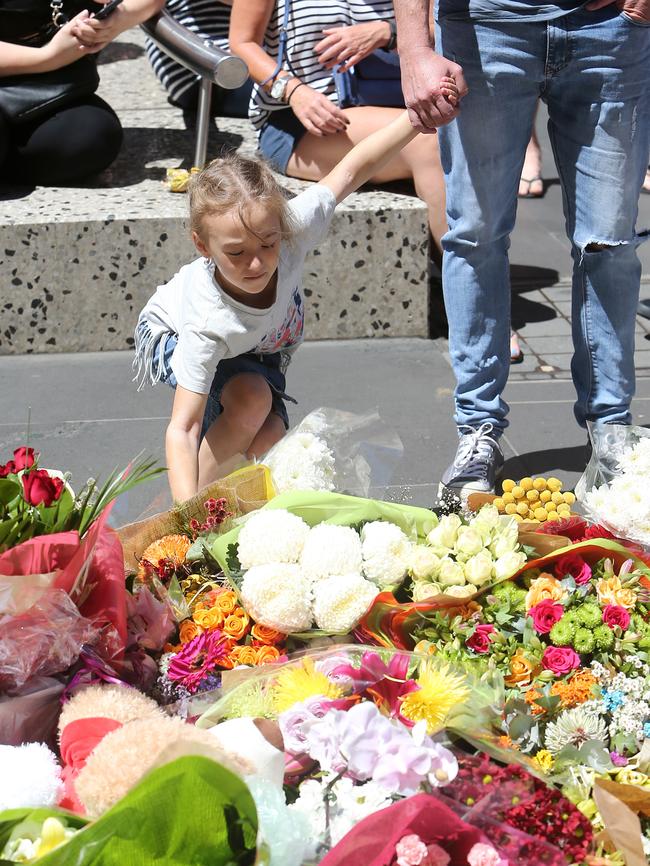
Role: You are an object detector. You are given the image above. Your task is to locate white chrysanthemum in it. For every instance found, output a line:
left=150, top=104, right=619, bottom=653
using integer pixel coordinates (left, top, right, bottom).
left=300, top=524, right=363, bottom=583
left=265, top=433, right=336, bottom=494
left=237, top=509, right=310, bottom=568
left=408, top=544, right=441, bottom=581
left=618, top=437, right=650, bottom=475
left=241, top=563, right=312, bottom=632
left=312, top=573, right=378, bottom=632
left=0, top=743, right=62, bottom=810
left=361, top=521, right=411, bottom=590
left=544, top=707, right=608, bottom=753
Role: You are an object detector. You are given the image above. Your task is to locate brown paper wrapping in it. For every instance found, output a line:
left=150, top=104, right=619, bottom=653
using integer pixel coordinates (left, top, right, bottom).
left=593, top=779, right=650, bottom=866
left=116, top=465, right=274, bottom=570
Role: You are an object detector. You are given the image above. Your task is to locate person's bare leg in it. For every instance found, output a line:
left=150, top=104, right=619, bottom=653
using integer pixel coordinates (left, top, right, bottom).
left=197, top=373, right=272, bottom=488
left=287, top=105, right=447, bottom=259
left=248, top=411, right=286, bottom=458
left=518, top=108, right=543, bottom=198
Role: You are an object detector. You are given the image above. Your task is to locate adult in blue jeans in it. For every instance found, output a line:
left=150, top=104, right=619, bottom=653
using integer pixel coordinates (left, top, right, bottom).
left=394, top=0, right=650, bottom=496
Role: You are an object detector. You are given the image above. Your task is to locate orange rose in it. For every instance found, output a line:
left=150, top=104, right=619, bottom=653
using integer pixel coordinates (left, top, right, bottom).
left=230, top=645, right=258, bottom=666
left=193, top=607, right=224, bottom=629
left=223, top=613, right=250, bottom=641
left=179, top=620, right=204, bottom=644
left=254, top=645, right=281, bottom=665
left=525, top=573, right=566, bottom=610
left=212, top=590, right=238, bottom=617
left=596, top=576, right=637, bottom=609
left=413, top=640, right=437, bottom=656
left=504, top=649, right=534, bottom=687
left=250, top=624, right=286, bottom=645
left=441, top=601, right=482, bottom=621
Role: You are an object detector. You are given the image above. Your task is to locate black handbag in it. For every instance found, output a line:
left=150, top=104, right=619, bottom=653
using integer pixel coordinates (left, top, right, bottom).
left=0, top=0, right=100, bottom=125
left=333, top=49, right=404, bottom=110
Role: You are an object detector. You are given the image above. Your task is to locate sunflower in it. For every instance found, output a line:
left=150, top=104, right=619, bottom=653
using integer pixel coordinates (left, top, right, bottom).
left=272, top=657, right=343, bottom=714
left=137, top=533, right=191, bottom=579
left=399, top=660, right=470, bottom=734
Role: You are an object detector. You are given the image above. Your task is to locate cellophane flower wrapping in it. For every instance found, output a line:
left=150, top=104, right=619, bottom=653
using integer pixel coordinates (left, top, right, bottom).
left=576, top=422, right=650, bottom=548
left=261, top=407, right=403, bottom=497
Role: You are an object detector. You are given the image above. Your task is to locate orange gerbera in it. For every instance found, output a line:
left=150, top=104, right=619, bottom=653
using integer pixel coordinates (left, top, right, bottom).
left=137, top=534, right=191, bottom=579
left=551, top=669, right=597, bottom=708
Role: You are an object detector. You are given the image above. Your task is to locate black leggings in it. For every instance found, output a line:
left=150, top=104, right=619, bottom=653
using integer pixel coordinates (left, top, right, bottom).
left=0, top=94, right=123, bottom=186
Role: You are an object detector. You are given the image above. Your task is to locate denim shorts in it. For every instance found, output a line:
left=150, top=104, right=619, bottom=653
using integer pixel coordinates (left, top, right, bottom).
left=155, top=333, right=294, bottom=440
left=258, top=108, right=307, bottom=174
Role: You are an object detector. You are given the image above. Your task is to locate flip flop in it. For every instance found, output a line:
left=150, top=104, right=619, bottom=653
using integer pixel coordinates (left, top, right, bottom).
left=518, top=175, right=544, bottom=199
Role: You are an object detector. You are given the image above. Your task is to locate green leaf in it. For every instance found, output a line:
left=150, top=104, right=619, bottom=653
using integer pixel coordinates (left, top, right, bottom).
left=0, top=479, right=21, bottom=507
left=508, top=713, right=534, bottom=740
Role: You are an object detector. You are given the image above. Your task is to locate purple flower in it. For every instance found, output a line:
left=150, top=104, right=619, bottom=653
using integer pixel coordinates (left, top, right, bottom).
left=610, top=751, right=628, bottom=767
left=127, top=586, right=175, bottom=651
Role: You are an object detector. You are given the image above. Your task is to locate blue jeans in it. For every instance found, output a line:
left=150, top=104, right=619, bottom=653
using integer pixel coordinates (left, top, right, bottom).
left=436, top=6, right=650, bottom=432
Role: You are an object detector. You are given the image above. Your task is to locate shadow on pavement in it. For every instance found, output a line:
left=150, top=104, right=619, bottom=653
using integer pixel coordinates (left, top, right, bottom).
left=503, top=442, right=591, bottom=480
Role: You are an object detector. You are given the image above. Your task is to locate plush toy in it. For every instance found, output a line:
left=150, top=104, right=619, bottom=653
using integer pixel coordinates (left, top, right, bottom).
left=0, top=742, right=62, bottom=811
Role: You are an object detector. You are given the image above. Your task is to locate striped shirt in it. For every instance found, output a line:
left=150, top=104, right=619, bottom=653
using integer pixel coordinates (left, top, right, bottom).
left=250, top=0, right=395, bottom=130
left=145, top=0, right=231, bottom=104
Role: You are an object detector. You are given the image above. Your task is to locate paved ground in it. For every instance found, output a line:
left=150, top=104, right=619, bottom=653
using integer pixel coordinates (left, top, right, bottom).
left=3, top=337, right=650, bottom=526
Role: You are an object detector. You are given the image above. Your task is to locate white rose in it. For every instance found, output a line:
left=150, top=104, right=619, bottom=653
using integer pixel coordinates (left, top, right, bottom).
left=438, top=558, right=466, bottom=587
left=490, top=532, right=519, bottom=559
left=412, top=580, right=441, bottom=602
left=493, top=550, right=527, bottom=581
left=463, top=551, right=494, bottom=587
left=454, top=526, right=484, bottom=560
left=426, top=514, right=462, bottom=552
left=470, top=504, right=500, bottom=541
left=444, top=584, right=477, bottom=599
left=408, top=545, right=441, bottom=581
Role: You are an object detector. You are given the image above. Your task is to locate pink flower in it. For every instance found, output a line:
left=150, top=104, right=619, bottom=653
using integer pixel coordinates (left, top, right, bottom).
left=395, top=834, right=429, bottom=866
left=554, top=553, right=592, bottom=586
left=167, top=630, right=233, bottom=693
left=542, top=645, right=581, bottom=675
left=528, top=600, right=564, bottom=634
left=466, top=623, right=495, bottom=654
left=602, top=604, right=631, bottom=631
left=467, top=843, right=508, bottom=866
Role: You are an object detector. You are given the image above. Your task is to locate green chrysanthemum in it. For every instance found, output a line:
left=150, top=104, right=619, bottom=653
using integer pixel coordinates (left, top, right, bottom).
left=576, top=604, right=601, bottom=629
left=593, top=624, right=615, bottom=651
left=550, top=618, right=575, bottom=647
left=573, top=627, right=595, bottom=655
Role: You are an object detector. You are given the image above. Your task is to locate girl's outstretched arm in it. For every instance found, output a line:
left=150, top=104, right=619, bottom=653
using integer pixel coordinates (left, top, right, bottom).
left=166, top=385, right=208, bottom=502
left=320, top=111, right=418, bottom=204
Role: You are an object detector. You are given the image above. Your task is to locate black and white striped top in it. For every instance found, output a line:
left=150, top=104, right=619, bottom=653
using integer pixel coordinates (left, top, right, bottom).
left=250, top=0, right=395, bottom=130
left=146, top=0, right=231, bottom=104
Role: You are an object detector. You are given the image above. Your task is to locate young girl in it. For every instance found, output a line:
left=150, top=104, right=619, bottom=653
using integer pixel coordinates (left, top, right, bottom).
left=134, top=100, right=456, bottom=502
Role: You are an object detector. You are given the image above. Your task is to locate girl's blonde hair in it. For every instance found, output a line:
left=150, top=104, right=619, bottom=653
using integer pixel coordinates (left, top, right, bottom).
left=188, top=152, right=295, bottom=241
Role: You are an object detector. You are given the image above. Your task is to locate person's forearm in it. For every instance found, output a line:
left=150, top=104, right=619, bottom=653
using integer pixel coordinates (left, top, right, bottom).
left=326, top=112, right=417, bottom=202
left=166, top=425, right=200, bottom=502
left=115, top=0, right=166, bottom=31
left=393, top=0, right=435, bottom=53
left=0, top=41, right=67, bottom=75
left=229, top=38, right=291, bottom=87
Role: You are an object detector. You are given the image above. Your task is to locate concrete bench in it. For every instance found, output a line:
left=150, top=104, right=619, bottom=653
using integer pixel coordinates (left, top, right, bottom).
left=0, top=31, right=428, bottom=355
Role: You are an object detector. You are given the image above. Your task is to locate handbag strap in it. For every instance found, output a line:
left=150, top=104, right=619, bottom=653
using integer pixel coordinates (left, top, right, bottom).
left=260, top=0, right=291, bottom=87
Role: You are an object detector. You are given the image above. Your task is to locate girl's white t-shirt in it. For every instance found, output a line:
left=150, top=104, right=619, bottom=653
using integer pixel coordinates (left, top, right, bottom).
left=137, top=183, right=336, bottom=394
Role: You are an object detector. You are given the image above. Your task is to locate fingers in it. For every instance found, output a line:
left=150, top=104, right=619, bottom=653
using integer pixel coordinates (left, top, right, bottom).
left=407, top=106, right=438, bottom=135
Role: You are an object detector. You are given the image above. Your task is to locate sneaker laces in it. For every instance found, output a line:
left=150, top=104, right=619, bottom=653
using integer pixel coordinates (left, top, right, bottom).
left=453, top=423, right=499, bottom=479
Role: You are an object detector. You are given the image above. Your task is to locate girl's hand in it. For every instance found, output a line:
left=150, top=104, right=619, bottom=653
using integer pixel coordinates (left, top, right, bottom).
left=315, top=21, right=392, bottom=72
left=71, top=5, right=128, bottom=50
left=289, top=83, right=349, bottom=136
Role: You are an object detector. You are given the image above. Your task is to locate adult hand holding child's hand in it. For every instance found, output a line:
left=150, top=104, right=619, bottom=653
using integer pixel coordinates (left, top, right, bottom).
left=399, top=48, right=467, bottom=133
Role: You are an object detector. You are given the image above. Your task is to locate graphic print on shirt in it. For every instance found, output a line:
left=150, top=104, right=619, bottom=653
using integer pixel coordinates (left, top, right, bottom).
left=256, top=288, right=304, bottom=354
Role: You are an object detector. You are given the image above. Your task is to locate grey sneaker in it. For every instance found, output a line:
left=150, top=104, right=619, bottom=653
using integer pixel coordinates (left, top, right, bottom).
left=439, top=423, right=504, bottom=497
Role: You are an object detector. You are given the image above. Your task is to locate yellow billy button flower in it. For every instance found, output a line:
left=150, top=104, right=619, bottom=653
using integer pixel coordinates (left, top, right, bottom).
left=533, top=477, right=548, bottom=491
left=399, top=660, right=470, bottom=734
left=502, top=479, right=515, bottom=493
left=520, top=477, right=534, bottom=492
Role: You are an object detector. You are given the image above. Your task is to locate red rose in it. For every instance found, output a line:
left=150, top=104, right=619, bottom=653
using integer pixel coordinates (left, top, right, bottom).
left=22, top=469, right=64, bottom=507
left=554, top=553, right=592, bottom=586
left=12, top=446, right=36, bottom=471
left=602, top=605, right=631, bottom=631
left=537, top=515, right=587, bottom=541
left=466, top=623, right=496, bottom=654
left=528, top=600, right=564, bottom=634
left=0, top=460, right=16, bottom=478
left=542, top=645, right=581, bottom=675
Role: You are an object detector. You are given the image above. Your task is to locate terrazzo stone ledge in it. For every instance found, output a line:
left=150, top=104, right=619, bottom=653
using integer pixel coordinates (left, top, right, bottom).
left=0, top=31, right=428, bottom=354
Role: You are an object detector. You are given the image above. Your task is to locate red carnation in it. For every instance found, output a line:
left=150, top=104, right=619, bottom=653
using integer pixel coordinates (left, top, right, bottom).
left=466, top=623, right=496, bottom=654
left=12, top=446, right=36, bottom=471
left=21, top=468, right=64, bottom=507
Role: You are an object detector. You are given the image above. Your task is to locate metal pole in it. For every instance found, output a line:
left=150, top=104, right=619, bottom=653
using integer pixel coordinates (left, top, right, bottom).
left=194, top=78, right=212, bottom=169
